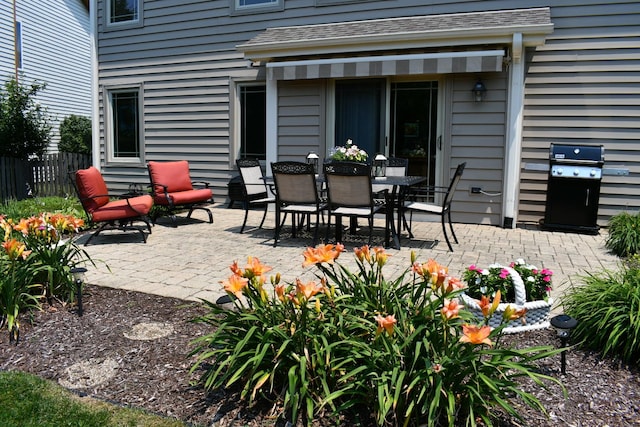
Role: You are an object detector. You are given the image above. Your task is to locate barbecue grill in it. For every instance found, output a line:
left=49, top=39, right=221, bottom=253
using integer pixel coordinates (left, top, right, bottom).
left=543, top=143, right=604, bottom=234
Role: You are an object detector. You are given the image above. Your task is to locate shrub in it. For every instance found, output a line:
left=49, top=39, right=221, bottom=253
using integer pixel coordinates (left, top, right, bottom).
left=59, top=115, right=92, bottom=155
left=0, top=78, right=52, bottom=160
left=605, top=211, right=640, bottom=258
left=191, top=245, right=561, bottom=426
left=561, top=261, right=640, bottom=365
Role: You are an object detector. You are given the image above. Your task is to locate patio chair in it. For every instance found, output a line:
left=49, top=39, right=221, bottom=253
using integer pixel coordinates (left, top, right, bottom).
left=271, top=161, right=327, bottom=247
left=72, top=166, right=153, bottom=245
left=323, top=161, right=389, bottom=245
left=403, top=162, right=466, bottom=252
left=236, top=158, right=276, bottom=233
left=147, top=160, right=214, bottom=226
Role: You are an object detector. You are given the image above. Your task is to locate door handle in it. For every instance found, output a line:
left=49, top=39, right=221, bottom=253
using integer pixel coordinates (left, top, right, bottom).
left=437, top=135, right=442, bottom=150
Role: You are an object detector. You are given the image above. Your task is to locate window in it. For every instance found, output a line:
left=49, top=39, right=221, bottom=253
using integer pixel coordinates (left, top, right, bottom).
left=238, top=84, right=266, bottom=160
left=231, top=0, right=283, bottom=14
left=107, top=88, right=143, bottom=163
left=107, top=0, right=141, bottom=26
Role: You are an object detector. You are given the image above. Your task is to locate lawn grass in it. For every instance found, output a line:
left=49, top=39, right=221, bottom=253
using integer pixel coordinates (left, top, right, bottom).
left=0, top=371, right=186, bottom=427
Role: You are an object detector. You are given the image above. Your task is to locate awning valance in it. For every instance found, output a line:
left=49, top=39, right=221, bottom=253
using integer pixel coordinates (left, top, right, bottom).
left=266, top=50, right=505, bottom=81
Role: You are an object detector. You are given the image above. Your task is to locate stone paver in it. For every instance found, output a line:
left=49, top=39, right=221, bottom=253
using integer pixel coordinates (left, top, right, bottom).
left=80, top=203, right=620, bottom=310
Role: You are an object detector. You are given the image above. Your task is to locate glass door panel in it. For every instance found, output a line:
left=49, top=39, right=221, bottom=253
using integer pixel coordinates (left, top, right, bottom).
left=390, top=81, right=439, bottom=193
left=335, top=79, right=384, bottom=158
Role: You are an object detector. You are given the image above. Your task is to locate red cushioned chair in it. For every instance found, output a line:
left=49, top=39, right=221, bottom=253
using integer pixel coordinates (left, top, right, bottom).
left=147, top=160, right=214, bottom=226
left=73, top=166, right=153, bottom=245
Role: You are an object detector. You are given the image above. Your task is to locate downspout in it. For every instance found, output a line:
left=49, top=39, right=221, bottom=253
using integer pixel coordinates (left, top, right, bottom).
left=265, top=74, right=278, bottom=176
left=90, top=0, right=100, bottom=169
left=502, top=33, right=525, bottom=228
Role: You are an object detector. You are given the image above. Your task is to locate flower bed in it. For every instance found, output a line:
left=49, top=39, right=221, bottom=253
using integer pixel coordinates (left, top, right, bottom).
left=461, top=260, right=554, bottom=333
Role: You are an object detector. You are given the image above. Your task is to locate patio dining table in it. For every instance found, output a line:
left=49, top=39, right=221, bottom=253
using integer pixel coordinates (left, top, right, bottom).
left=263, top=174, right=426, bottom=249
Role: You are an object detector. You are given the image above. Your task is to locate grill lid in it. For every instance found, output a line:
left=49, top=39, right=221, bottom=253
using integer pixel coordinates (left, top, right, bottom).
left=549, top=143, right=604, bottom=164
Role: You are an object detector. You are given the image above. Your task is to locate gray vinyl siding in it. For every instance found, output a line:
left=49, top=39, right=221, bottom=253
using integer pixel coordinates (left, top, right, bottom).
left=13, top=0, right=91, bottom=152
left=277, top=81, right=325, bottom=162
left=449, top=73, right=506, bottom=226
left=96, top=0, right=640, bottom=224
left=518, top=1, right=640, bottom=226
left=0, top=2, right=14, bottom=81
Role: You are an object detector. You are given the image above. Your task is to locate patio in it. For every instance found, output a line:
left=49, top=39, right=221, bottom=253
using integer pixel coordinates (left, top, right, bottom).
left=81, top=202, right=620, bottom=309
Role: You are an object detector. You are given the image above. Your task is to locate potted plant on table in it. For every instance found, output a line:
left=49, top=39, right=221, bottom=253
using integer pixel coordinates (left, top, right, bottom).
left=330, top=139, right=368, bottom=163
left=461, top=259, right=554, bottom=333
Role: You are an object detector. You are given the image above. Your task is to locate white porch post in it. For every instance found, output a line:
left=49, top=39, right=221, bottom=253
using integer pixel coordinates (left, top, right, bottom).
left=502, top=33, right=525, bottom=228
left=265, top=77, right=278, bottom=176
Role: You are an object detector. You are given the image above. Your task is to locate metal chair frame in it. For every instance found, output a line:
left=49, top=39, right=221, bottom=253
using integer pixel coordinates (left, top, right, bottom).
left=236, top=158, right=276, bottom=233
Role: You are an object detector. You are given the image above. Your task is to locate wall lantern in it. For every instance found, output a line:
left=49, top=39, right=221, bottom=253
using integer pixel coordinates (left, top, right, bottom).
left=374, top=154, right=387, bottom=177
left=472, top=80, right=487, bottom=102
left=306, top=152, right=319, bottom=174
left=550, top=314, right=578, bottom=375
left=70, top=266, right=88, bottom=316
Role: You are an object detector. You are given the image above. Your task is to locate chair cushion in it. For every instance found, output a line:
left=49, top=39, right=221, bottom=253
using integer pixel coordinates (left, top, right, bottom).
left=91, top=195, right=153, bottom=223
left=148, top=161, right=194, bottom=195
left=404, top=201, right=443, bottom=215
left=155, top=188, right=213, bottom=206
left=76, top=167, right=110, bottom=212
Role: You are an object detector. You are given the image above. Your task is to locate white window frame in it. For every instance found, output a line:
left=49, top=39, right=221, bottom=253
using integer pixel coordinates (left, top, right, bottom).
left=106, top=0, right=142, bottom=29
left=104, top=85, right=145, bottom=165
left=230, top=80, right=267, bottom=167
left=230, top=0, right=283, bottom=15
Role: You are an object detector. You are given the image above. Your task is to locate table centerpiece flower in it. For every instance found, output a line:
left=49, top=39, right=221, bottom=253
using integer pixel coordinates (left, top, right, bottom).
left=330, top=139, right=368, bottom=162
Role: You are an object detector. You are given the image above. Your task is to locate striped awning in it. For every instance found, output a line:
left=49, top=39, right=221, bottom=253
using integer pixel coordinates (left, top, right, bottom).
left=266, top=50, right=505, bottom=81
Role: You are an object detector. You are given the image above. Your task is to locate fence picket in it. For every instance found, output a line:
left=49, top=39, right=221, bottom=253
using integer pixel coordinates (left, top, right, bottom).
left=0, top=153, right=91, bottom=202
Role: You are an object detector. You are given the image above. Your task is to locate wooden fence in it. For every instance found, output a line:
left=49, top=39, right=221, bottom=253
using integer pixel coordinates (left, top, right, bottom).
left=0, top=153, right=91, bottom=202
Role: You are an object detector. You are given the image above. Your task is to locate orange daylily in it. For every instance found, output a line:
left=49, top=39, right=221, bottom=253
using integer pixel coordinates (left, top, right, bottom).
left=460, top=324, right=493, bottom=346
left=295, top=279, right=324, bottom=300
left=375, top=314, right=397, bottom=336
left=274, top=283, right=287, bottom=301
left=413, top=259, right=448, bottom=287
left=2, top=238, right=31, bottom=260
left=372, top=246, right=390, bottom=266
left=222, top=273, right=249, bottom=298
left=302, top=243, right=344, bottom=267
left=444, top=276, right=466, bottom=294
left=354, top=245, right=372, bottom=263
left=441, top=299, right=461, bottom=320
left=503, top=305, right=527, bottom=322
left=244, top=256, right=272, bottom=281
left=476, top=291, right=501, bottom=318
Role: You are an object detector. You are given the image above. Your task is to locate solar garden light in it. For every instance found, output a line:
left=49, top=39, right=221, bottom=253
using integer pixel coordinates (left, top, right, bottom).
left=306, top=152, right=319, bottom=174
left=70, top=267, right=87, bottom=316
left=374, top=153, right=387, bottom=177
left=550, top=314, right=578, bottom=375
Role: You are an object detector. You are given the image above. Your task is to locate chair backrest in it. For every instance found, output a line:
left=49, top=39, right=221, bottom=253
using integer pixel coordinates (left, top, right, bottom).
left=271, top=161, right=319, bottom=205
left=442, top=162, right=466, bottom=210
left=323, top=161, right=373, bottom=207
left=74, top=166, right=110, bottom=213
left=236, top=158, right=269, bottom=198
left=147, top=160, right=194, bottom=196
left=386, top=157, right=408, bottom=177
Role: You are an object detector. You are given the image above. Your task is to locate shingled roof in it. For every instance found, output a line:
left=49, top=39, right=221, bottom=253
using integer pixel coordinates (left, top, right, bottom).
left=238, top=7, right=553, bottom=61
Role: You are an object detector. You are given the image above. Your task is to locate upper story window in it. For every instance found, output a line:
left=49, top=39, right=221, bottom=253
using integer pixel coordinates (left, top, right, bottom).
left=231, top=0, right=283, bottom=14
left=107, top=0, right=142, bottom=27
left=14, top=21, right=22, bottom=70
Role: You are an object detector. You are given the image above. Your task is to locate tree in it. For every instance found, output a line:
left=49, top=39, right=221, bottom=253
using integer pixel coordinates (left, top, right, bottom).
left=59, top=115, right=92, bottom=155
left=0, top=78, right=52, bottom=160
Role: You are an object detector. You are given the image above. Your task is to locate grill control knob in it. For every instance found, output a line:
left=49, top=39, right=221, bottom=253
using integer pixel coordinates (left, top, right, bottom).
left=590, top=169, right=597, bottom=177
left=574, top=169, right=580, bottom=176
left=556, top=168, right=563, bottom=175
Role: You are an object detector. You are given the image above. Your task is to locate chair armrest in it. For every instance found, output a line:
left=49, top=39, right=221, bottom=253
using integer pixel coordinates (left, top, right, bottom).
left=191, top=181, right=210, bottom=189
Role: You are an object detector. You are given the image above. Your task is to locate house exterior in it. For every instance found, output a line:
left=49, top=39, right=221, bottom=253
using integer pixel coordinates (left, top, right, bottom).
left=0, top=0, right=92, bottom=152
left=91, top=0, right=640, bottom=229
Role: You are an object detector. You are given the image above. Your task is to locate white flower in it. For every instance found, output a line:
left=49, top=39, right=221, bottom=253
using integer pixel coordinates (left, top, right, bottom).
left=515, top=258, right=526, bottom=265
left=481, top=269, right=489, bottom=276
